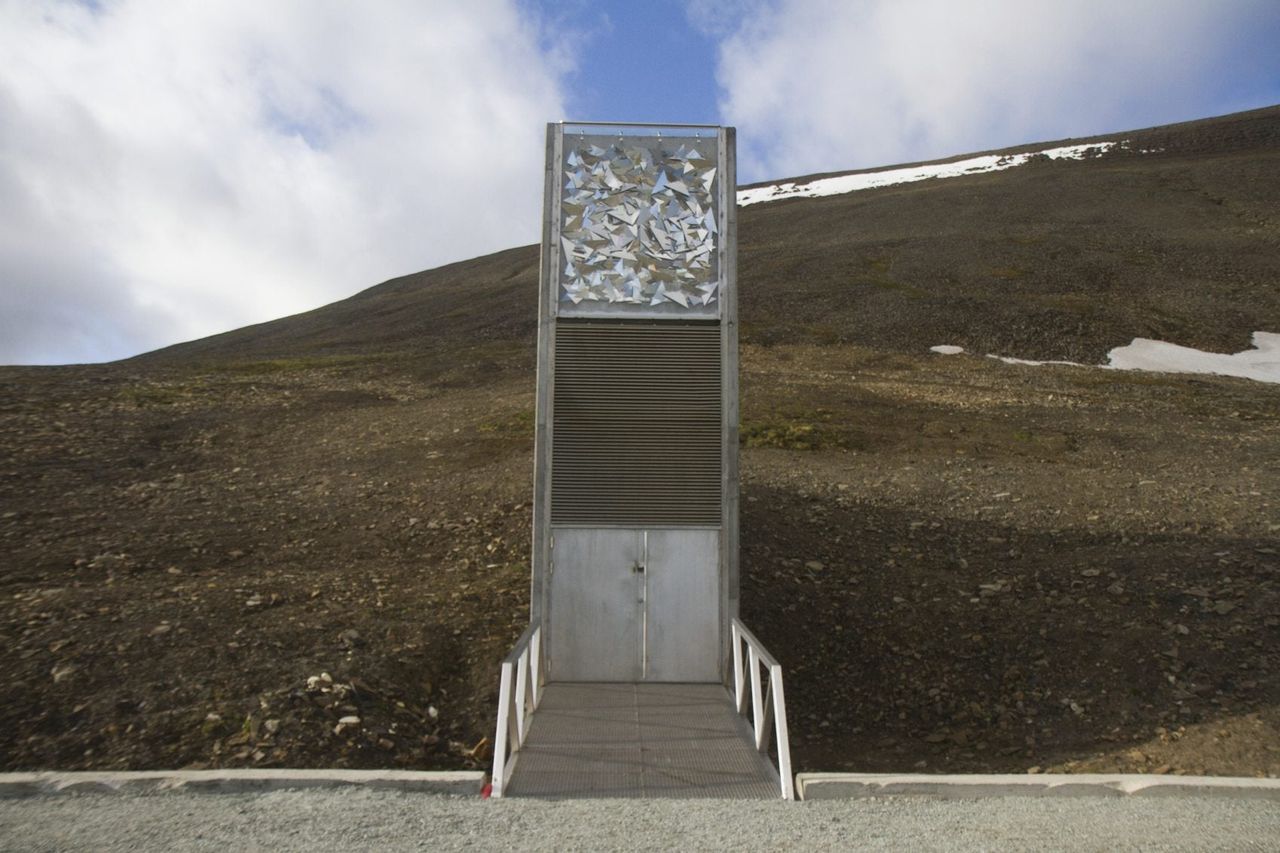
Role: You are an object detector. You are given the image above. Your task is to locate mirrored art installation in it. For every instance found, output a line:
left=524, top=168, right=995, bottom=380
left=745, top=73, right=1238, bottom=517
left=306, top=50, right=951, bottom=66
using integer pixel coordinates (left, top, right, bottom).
left=559, top=137, right=719, bottom=313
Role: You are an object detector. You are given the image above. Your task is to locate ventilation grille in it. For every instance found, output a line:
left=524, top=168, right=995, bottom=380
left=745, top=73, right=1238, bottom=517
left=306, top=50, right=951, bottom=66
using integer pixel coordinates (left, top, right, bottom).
left=551, top=322, right=722, bottom=526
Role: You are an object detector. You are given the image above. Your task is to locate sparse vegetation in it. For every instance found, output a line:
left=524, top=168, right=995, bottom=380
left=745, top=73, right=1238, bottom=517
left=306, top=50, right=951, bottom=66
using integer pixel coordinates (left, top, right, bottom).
left=2, top=105, right=1278, bottom=779
left=212, top=354, right=387, bottom=375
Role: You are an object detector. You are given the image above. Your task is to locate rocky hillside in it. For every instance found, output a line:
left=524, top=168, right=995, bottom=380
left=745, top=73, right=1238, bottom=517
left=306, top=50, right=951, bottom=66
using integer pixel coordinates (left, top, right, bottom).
left=1, top=105, right=1277, bottom=778
left=140, top=104, right=1280, bottom=367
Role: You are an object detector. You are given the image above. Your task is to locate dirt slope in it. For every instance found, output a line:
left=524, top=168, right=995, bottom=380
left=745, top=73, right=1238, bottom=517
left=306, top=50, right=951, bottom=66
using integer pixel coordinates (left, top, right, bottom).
left=1, top=105, right=1277, bottom=777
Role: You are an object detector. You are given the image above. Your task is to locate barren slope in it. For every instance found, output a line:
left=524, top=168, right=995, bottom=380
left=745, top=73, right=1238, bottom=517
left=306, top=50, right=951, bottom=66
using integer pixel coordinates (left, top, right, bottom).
left=2, top=105, right=1277, bottom=777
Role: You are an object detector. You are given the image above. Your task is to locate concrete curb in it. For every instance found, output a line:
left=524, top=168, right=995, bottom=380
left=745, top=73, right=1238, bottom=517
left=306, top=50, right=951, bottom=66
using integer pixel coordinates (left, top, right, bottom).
left=796, top=772, right=1280, bottom=801
left=0, top=769, right=486, bottom=798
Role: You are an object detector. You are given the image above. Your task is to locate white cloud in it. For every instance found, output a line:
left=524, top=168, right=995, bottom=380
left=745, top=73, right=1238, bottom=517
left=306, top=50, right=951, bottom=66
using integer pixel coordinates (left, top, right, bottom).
left=710, top=0, right=1280, bottom=182
left=0, top=0, right=568, bottom=364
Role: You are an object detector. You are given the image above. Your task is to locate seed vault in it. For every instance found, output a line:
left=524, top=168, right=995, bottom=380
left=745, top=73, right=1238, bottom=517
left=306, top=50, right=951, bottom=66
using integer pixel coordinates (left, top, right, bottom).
left=531, top=122, right=739, bottom=682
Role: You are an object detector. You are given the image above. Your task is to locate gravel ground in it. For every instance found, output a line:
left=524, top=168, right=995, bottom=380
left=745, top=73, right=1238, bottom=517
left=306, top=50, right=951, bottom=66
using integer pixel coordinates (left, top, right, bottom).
left=1, top=790, right=1277, bottom=852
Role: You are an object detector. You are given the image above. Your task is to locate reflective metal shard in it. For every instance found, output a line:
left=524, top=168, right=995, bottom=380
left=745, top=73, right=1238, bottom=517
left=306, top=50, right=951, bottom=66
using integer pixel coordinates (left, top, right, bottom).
left=557, top=133, right=721, bottom=316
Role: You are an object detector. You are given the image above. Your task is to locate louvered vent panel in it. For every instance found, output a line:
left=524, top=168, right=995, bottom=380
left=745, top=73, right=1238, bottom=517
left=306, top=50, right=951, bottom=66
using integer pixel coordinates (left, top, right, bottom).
left=552, top=322, right=722, bottom=526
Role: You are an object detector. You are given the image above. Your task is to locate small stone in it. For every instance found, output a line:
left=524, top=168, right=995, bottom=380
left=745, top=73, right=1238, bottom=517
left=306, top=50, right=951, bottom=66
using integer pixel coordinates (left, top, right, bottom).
left=805, top=561, right=824, bottom=572
left=51, top=664, right=78, bottom=683
left=264, top=719, right=280, bottom=735
left=1080, top=569, right=1101, bottom=578
left=1107, top=583, right=1125, bottom=596
left=427, top=706, right=439, bottom=721
left=338, top=715, right=361, bottom=726
left=338, top=629, right=362, bottom=649
left=306, top=672, right=335, bottom=692
left=1026, top=766, right=1042, bottom=774
left=150, top=624, right=172, bottom=636
left=1212, top=601, right=1237, bottom=615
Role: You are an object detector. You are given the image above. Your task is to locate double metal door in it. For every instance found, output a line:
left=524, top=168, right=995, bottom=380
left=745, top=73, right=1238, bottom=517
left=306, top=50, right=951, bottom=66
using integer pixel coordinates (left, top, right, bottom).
left=548, top=528, right=719, bottom=682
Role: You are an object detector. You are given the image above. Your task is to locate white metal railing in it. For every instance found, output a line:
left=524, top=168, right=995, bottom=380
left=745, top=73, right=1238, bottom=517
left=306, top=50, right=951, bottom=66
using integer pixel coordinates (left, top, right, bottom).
left=490, top=620, right=542, bottom=798
left=731, top=618, right=795, bottom=800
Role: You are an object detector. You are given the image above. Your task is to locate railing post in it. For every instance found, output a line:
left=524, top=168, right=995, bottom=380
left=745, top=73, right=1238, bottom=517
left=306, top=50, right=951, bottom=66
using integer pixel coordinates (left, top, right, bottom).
left=514, top=650, right=529, bottom=746
left=732, top=621, right=745, bottom=712
left=492, top=661, right=513, bottom=797
left=770, top=664, right=794, bottom=800
left=748, top=645, right=765, bottom=749
left=530, top=627, right=542, bottom=708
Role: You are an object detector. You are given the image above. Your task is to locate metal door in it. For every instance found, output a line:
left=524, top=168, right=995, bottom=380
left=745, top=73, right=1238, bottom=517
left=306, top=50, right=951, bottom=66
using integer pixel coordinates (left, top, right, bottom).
left=549, top=527, right=719, bottom=682
left=548, top=529, right=643, bottom=681
left=644, top=529, right=719, bottom=682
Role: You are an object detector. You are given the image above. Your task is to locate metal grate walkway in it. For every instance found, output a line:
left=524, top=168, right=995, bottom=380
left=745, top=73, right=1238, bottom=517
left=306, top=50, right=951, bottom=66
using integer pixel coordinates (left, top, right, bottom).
left=504, top=682, right=781, bottom=799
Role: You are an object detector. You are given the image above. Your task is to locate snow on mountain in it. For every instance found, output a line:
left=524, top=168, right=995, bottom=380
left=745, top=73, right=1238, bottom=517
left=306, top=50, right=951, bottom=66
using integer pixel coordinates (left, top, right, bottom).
left=1106, top=331, right=1280, bottom=384
left=737, top=142, right=1122, bottom=206
left=928, top=332, right=1280, bottom=385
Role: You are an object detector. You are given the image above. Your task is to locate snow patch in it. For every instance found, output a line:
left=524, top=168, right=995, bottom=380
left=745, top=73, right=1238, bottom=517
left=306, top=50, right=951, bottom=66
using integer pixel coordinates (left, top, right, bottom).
left=926, top=333, right=1280, bottom=384
left=738, top=142, right=1119, bottom=207
left=976, top=332, right=1279, bottom=385
left=988, top=355, right=1086, bottom=368
left=1105, top=332, right=1280, bottom=384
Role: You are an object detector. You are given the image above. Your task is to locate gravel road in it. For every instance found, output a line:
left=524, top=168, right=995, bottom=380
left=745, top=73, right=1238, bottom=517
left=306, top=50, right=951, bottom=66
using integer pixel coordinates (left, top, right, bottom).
left=2, top=790, right=1277, bottom=852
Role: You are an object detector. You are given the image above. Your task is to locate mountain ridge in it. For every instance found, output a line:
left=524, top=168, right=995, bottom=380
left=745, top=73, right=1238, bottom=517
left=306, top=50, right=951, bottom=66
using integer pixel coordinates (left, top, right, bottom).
left=134, top=103, right=1280, bottom=368
left=738, top=103, right=1280, bottom=190
left=3, top=104, right=1277, bottom=779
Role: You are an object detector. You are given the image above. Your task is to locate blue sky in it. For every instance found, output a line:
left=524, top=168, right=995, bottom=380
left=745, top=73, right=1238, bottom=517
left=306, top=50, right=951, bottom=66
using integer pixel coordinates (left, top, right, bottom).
left=535, top=0, right=722, bottom=126
left=2, top=0, right=1279, bottom=364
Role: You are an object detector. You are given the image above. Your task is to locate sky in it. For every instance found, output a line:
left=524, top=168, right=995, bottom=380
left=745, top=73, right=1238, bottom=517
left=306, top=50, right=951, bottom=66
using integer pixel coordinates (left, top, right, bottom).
left=2, top=1, right=1278, bottom=365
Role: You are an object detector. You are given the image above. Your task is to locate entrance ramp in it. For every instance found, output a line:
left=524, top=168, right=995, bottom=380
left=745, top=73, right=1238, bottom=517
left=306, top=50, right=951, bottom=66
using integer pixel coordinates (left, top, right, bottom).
left=506, top=683, right=778, bottom=799
left=491, top=620, right=793, bottom=799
